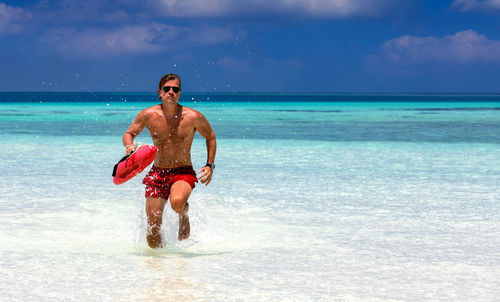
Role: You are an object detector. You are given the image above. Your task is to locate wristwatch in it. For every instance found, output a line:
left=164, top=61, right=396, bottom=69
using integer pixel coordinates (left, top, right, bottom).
left=205, top=163, right=215, bottom=170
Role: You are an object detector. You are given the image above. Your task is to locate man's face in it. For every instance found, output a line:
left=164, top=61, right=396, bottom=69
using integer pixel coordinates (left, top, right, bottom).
left=159, top=79, right=181, bottom=104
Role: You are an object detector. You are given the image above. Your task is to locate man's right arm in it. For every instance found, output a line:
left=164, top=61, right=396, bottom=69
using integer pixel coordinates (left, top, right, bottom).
left=122, top=111, right=146, bottom=154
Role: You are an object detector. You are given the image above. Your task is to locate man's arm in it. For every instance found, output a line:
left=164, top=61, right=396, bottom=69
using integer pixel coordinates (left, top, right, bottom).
left=195, top=112, right=216, bottom=185
left=122, top=111, right=146, bottom=154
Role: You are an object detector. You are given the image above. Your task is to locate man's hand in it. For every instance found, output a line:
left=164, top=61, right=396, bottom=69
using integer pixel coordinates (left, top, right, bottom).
left=198, top=166, right=213, bottom=185
left=125, top=145, right=136, bottom=155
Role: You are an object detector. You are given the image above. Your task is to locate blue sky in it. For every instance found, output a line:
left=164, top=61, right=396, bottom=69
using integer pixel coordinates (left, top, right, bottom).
left=1, top=0, right=500, bottom=92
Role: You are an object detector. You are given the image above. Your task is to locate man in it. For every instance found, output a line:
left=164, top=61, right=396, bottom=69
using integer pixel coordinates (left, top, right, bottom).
left=122, top=73, right=216, bottom=248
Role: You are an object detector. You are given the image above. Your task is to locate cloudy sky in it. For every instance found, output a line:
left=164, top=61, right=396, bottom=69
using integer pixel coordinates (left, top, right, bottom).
left=1, top=0, right=500, bottom=92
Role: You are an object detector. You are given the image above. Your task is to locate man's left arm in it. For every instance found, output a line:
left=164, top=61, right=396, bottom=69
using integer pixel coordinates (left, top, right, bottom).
left=195, top=113, right=217, bottom=185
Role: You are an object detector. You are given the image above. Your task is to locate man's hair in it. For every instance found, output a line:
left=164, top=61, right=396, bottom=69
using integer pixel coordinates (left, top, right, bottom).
left=158, top=73, right=182, bottom=91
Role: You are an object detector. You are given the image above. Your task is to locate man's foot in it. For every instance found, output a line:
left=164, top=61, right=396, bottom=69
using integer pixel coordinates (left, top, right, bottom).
left=178, top=214, right=190, bottom=241
left=147, top=235, right=163, bottom=248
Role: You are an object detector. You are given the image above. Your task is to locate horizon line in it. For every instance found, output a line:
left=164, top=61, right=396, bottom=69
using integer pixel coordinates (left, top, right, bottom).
left=1, top=91, right=500, bottom=96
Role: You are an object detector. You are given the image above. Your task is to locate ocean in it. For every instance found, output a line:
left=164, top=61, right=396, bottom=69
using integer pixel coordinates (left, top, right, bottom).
left=0, top=93, right=499, bottom=301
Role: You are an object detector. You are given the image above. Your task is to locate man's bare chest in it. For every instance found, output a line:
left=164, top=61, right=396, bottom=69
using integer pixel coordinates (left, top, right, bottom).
left=146, top=117, right=195, bottom=143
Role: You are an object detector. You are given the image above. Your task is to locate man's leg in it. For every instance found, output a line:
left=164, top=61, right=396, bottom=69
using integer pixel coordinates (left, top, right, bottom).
left=169, top=181, right=193, bottom=241
left=145, top=197, right=167, bottom=248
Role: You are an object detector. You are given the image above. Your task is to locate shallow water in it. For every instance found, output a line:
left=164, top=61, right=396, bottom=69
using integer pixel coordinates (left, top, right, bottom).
left=0, top=94, right=499, bottom=301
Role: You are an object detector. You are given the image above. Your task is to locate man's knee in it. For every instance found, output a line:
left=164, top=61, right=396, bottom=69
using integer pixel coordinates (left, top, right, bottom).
left=170, top=195, right=187, bottom=214
left=169, top=181, right=192, bottom=214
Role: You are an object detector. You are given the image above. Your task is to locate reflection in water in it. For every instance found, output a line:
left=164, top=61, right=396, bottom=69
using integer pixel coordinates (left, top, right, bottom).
left=141, top=255, right=202, bottom=302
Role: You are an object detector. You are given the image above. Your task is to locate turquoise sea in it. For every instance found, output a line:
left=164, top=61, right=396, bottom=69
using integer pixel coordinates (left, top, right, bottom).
left=0, top=93, right=499, bottom=301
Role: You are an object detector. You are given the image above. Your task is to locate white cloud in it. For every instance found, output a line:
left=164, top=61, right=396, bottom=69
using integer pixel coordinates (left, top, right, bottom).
left=280, top=0, right=401, bottom=17
left=149, top=0, right=407, bottom=18
left=452, top=0, right=500, bottom=11
left=47, top=0, right=139, bottom=23
left=40, top=24, right=171, bottom=57
left=40, top=23, right=235, bottom=57
left=382, top=30, right=500, bottom=63
left=0, top=3, right=32, bottom=34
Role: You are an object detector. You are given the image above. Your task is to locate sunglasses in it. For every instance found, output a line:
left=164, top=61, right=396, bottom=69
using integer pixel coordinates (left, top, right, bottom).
left=163, top=86, right=181, bottom=93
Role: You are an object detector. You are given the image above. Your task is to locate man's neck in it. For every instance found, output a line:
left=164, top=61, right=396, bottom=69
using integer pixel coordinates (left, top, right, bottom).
left=161, top=102, right=180, bottom=116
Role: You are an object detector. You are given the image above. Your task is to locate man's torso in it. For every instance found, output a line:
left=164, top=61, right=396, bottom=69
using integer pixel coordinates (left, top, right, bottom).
left=143, top=104, right=197, bottom=168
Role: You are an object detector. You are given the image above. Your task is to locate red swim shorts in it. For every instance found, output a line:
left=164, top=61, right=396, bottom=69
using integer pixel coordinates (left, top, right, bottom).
left=143, top=165, right=198, bottom=199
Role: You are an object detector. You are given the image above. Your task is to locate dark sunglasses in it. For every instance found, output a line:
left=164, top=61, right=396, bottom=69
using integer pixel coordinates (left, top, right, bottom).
left=163, top=86, right=181, bottom=93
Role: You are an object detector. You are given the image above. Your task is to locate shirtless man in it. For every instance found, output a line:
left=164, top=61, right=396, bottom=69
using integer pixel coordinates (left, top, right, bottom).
left=122, top=73, right=216, bottom=248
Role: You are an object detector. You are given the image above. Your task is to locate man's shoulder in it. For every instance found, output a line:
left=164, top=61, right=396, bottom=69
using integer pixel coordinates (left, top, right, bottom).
left=182, top=106, right=210, bottom=128
left=140, top=104, right=161, bottom=116
left=182, top=106, right=203, bottom=118
left=133, top=105, right=161, bottom=124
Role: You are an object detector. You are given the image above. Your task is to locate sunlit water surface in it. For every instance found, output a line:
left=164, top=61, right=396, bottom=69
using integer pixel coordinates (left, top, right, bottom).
left=1, top=94, right=499, bottom=301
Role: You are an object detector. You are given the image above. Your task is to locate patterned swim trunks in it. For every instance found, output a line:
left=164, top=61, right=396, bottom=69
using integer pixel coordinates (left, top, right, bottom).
left=142, top=165, right=198, bottom=199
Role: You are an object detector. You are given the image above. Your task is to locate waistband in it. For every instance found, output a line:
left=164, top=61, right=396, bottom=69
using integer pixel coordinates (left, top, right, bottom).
left=149, top=165, right=194, bottom=174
